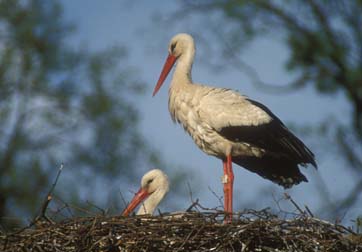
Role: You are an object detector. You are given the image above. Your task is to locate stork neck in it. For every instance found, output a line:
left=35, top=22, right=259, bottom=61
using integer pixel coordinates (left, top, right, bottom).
left=172, top=48, right=194, bottom=86
left=136, top=187, right=167, bottom=215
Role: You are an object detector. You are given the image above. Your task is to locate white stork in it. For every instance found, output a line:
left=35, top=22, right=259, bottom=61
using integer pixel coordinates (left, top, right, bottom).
left=152, top=33, right=317, bottom=221
left=122, top=169, right=169, bottom=216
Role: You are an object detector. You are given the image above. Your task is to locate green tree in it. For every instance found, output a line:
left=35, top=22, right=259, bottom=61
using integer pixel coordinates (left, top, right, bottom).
left=179, top=0, right=362, bottom=218
left=0, top=0, right=161, bottom=228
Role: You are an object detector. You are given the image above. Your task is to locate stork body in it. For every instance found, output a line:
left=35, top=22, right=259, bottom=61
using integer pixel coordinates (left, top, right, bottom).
left=153, top=33, right=317, bottom=221
left=122, top=169, right=169, bottom=216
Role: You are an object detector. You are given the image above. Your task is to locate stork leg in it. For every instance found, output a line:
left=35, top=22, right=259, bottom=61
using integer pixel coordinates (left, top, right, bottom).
left=222, top=154, right=234, bottom=222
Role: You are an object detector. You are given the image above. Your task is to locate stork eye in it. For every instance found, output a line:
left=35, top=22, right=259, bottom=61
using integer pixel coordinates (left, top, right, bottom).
left=170, top=42, right=177, bottom=53
left=147, top=179, right=154, bottom=185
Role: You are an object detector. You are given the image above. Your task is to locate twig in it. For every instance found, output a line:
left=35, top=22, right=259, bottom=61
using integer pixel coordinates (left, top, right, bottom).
left=335, top=223, right=357, bottom=235
left=304, top=205, right=314, bottom=217
left=186, top=181, right=194, bottom=203
left=85, top=201, right=106, bottom=216
left=207, top=186, right=223, bottom=208
left=53, top=196, right=94, bottom=216
left=5, top=164, right=64, bottom=236
left=50, top=196, right=74, bottom=218
left=36, top=195, right=53, bottom=223
left=185, top=199, right=199, bottom=212
left=284, top=193, right=305, bottom=215
left=192, top=201, right=220, bottom=212
left=271, top=193, right=284, bottom=212
left=35, top=163, right=64, bottom=222
left=119, top=191, right=127, bottom=209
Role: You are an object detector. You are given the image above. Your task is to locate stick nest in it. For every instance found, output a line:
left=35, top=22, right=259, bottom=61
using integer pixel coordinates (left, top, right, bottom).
left=1, top=209, right=361, bottom=252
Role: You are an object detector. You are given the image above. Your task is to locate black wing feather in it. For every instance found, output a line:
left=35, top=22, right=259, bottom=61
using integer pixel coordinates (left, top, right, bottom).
left=219, top=98, right=317, bottom=168
left=233, top=155, right=308, bottom=188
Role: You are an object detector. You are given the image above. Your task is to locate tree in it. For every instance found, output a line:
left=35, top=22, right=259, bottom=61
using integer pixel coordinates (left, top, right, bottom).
left=0, top=0, right=160, bottom=228
left=178, top=0, right=362, bottom=218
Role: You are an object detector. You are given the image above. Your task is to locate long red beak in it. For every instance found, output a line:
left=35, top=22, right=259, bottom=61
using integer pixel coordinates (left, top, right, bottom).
left=152, top=54, right=177, bottom=96
left=122, top=188, right=150, bottom=216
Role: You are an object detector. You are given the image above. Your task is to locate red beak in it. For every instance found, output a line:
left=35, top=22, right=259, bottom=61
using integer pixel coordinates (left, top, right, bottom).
left=122, top=188, right=150, bottom=216
left=152, top=54, right=177, bottom=96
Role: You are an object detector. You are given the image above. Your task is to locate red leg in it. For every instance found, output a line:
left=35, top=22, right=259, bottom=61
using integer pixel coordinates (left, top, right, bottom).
left=226, top=155, right=234, bottom=214
left=222, top=159, right=229, bottom=212
left=222, top=154, right=234, bottom=223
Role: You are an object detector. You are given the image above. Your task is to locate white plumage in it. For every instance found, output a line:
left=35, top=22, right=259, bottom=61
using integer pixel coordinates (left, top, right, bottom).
left=122, top=169, right=169, bottom=216
left=153, top=33, right=317, bottom=221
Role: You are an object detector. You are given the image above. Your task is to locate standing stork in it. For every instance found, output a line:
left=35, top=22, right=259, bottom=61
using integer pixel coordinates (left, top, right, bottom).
left=122, top=169, right=169, bottom=216
left=152, top=33, right=317, bottom=221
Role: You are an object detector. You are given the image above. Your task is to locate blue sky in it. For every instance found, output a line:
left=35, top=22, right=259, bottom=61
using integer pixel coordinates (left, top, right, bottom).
left=60, top=0, right=359, bottom=220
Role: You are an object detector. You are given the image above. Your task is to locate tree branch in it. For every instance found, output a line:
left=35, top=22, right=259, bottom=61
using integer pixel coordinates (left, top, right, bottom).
left=305, top=0, right=337, bottom=44
left=333, top=178, right=362, bottom=216
left=255, top=0, right=312, bottom=35
left=209, top=24, right=311, bottom=93
left=258, top=0, right=362, bottom=140
left=229, top=52, right=311, bottom=93
left=336, top=127, right=362, bottom=173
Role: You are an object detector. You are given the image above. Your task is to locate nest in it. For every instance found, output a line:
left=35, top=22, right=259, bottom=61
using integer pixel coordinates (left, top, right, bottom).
left=1, top=209, right=361, bottom=252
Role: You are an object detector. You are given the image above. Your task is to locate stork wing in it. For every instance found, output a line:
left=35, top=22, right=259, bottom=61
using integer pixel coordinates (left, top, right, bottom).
left=198, top=88, right=316, bottom=167
left=198, top=88, right=273, bottom=130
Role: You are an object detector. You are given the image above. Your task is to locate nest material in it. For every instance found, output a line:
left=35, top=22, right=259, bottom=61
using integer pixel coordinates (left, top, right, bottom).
left=1, top=210, right=361, bottom=252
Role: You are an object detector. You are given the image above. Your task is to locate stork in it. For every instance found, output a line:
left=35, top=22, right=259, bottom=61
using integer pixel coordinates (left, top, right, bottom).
left=122, top=169, right=169, bottom=216
left=153, top=33, right=317, bottom=221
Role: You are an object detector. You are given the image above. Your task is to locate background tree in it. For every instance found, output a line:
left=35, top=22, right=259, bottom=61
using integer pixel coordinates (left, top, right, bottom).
left=179, top=0, right=362, bottom=219
left=0, top=0, right=177, bottom=228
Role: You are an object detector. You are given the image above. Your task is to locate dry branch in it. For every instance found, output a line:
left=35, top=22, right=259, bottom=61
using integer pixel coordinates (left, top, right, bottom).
left=1, top=209, right=361, bottom=252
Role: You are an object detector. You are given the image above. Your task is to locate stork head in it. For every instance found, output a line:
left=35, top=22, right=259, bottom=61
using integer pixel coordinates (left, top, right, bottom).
left=152, top=33, right=195, bottom=96
left=122, top=169, right=169, bottom=216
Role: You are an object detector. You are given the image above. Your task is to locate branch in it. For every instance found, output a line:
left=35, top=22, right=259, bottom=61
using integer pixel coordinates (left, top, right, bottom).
left=347, top=4, right=362, bottom=69
left=257, top=0, right=362, bottom=139
left=119, top=191, right=127, bottom=209
left=0, top=113, right=25, bottom=177
left=333, top=178, right=362, bottom=216
left=207, top=186, right=223, bottom=209
left=306, top=1, right=362, bottom=138
left=186, top=181, right=194, bottom=204
left=209, top=24, right=311, bottom=93
left=52, top=196, right=95, bottom=216
left=284, top=193, right=306, bottom=216
left=185, top=199, right=199, bottom=212
left=305, top=0, right=337, bottom=43
left=171, top=2, right=314, bottom=93
left=85, top=200, right=106, bottom=216
left=5, top=164, right=64, bottom=236
left=34, top=163, right=64, bottom=223
left=255, top=0, right=312, bottom=35
left=336, top=127, right=362, bottom=173
left=228, top=52, right=311, bottom=93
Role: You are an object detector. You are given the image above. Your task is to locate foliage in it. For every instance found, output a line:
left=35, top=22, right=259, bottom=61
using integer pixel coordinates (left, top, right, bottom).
left=179, top=0, right=362, bottom=218
left=0, top=0, right=157, bottom=228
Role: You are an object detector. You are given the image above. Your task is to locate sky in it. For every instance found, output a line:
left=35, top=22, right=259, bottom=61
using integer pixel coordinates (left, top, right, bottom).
left=59, top=0, right=359, bottom=221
